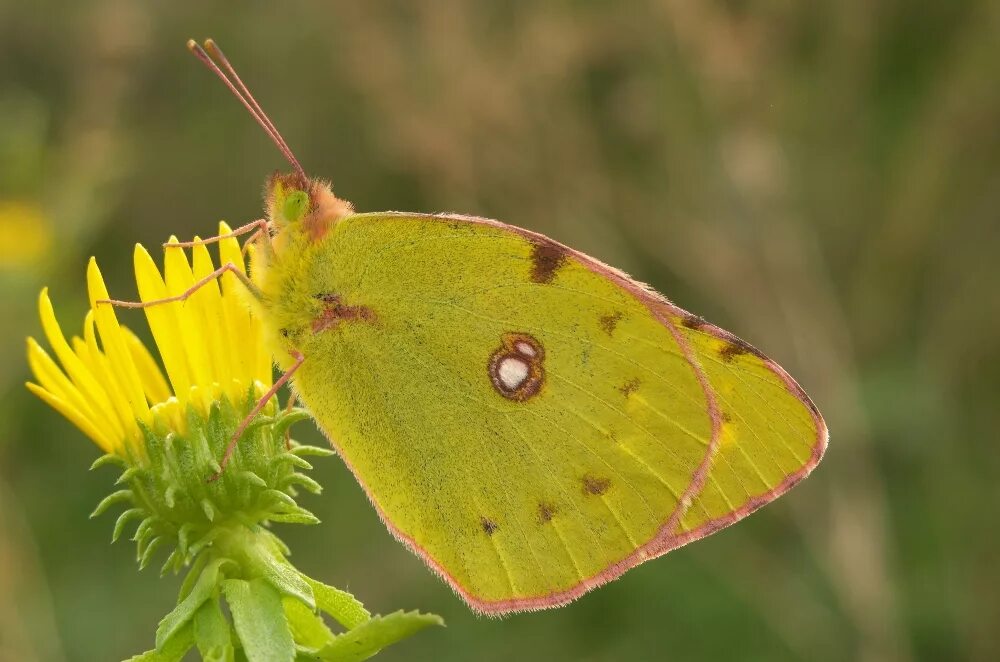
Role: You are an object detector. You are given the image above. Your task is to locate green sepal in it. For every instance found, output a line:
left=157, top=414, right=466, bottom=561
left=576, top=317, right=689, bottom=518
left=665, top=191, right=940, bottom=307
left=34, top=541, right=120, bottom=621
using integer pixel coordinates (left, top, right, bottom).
left=112, top=508, right=145, bottom=543
left=264, top=488, right=299, bottom=510
left=188, top=529, right=220, bottom=559
left=201, top=498, right=217, bottom=522
left=91, top=489, right=133, bottom=518
left=242, top=415, right=276, bottom=437
left=240, top=470, right=268, bottom=489
left=156, top=557, right=234, bottom=650
left=132, top=515, right=158, bottom=544
left=223, top=578, right=295, bottom=662
left=272, top=409, right=311, bottom=440
left=267, top=510, right=320, bottom=526
left=193, top=597, right=235, bottom=662
left=280, top=473, right=322, bottom=495
left=159, top=549, right=182, bottom=578
left=274, top=453, right=313, bottom=471
left=287, top=444, right=335, bottom=458
left=116, top=466, right=143, bottom=485
left=315, top=611, right=444, bottom=661
left=140, top=536, right=168, bottom=570
left=303, top=576, right=370, bottom=630
left=91, top=452, right=127, bottom=471
left=125, top=622, right=194, bottom=662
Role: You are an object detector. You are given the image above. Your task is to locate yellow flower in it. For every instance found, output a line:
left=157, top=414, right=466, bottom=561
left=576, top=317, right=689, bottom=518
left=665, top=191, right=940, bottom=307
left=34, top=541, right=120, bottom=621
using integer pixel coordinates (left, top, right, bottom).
left=0, top=200, right=52, bottom=268
left=26, top=222, right=272, bottom=456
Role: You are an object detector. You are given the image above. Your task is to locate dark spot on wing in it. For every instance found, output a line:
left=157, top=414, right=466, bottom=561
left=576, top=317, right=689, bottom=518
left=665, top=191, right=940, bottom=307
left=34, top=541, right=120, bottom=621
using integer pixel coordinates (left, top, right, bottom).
left=599, top=311, right=624, bottom=335
left=721, top=412, right=733, bottom=424
left=719, top=335, right=767, bottom=362
left=311, top=293, right=377, bottom=333
left=582, top=475, right=611, bottom=496
left=681, top=313, right=708, bottom=329
left=538, top=503, right=556, bottom=523
left=488, top=332, right=546, bottom=401
left=529, top=239, right=568, bottom=284
left=480, top=517, right=499, bottom=536
left=620, top=378, right=641, bottom=397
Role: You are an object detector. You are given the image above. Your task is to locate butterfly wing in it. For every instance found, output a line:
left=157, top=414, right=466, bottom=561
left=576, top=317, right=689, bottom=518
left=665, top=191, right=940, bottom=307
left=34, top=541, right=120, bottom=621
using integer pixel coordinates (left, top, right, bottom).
left=290, top=212, right=827, bottom=614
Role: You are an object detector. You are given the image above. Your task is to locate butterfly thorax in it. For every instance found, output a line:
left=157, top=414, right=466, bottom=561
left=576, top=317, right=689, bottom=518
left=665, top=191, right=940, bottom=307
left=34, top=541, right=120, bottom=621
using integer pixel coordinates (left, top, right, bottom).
left=251, top=173, right=355, bottom=370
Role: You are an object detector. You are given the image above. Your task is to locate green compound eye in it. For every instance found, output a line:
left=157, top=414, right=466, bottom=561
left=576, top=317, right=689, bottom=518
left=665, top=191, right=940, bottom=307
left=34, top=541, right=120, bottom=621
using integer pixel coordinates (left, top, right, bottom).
left=282, top=189, right=310, bottom=223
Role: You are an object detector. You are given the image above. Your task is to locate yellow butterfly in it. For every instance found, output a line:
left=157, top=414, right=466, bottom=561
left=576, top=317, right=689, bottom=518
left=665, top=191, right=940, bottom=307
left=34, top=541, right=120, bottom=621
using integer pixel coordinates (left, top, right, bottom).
left=110, top=40, right=827, bottom=615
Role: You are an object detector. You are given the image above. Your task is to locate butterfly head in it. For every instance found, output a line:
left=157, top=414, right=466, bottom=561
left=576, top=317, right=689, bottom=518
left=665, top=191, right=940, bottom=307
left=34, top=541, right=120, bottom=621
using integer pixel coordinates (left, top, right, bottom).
left=265, top=171, right=353, bottom=242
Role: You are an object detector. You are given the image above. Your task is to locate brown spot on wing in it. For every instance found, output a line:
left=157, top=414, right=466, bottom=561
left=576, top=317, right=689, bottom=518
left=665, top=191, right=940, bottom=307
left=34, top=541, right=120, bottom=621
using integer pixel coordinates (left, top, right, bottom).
left=488, top=332, right=546, bottom=401
left=312, top=293, right=377, bottom=333
left=681, top=313, right=708, bottom=329
left=619, top=378, right=641, bottom=397
left=529, top=239, right=568, bottom=284
left=538, top=503, right=556, bottom=523
left=480, top=517, right=499, bottom=536
left=719, top=335, right=767, bottom=363
left=599, top=311, right=625, bottom=335
left=582, top=475, right=611, bottom=496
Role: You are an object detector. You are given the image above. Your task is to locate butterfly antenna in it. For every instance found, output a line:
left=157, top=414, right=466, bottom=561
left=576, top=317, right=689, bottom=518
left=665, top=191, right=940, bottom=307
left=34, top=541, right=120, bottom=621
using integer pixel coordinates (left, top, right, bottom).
left=187, top=38, right=307, bottom=180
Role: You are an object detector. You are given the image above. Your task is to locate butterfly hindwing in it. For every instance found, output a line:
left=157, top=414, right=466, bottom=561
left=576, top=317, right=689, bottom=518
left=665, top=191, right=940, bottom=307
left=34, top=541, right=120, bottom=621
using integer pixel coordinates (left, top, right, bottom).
left=287, top=212, right=826, bottom=613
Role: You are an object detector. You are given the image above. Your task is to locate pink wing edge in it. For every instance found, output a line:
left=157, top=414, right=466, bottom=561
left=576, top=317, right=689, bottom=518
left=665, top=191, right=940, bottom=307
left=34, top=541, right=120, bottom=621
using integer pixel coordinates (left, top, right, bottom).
left=312, top=211, right=829, bottom=616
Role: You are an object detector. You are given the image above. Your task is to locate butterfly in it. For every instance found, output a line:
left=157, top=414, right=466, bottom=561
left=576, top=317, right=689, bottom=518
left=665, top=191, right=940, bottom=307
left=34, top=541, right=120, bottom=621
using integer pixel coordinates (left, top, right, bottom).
left=111, top=39, right=827, bottom=615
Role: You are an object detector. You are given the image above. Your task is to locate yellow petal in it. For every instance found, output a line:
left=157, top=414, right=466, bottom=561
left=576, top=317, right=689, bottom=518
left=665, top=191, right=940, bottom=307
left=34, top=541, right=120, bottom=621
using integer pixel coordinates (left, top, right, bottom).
left=83, top=312, right=141, bottom=445
left=243, top=242, right=273, bottom=388
left=122, top=325, right=172, bottom=405
left=38, top=288, right=125, bottom=441
left=86, top=258, right=150, bottom=425
left=26, top=337, right=97, bottom=424
left=134, top=243, right=192, bottom=404
left=191, top=239, right=231, bottom=382
left=217, top=222, right=255, bottom=388
left=163, top=237, right=212, bottom=388
left=26, top=382, right=115, bottom=453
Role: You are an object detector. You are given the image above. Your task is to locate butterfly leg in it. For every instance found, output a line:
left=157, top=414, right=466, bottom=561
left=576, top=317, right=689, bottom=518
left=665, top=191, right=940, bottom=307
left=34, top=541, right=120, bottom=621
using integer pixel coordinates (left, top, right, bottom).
left=164, top=218, right=269, bottom=248
left=96, top=262, right=263, bottom=308
left=209, top=349, right=305, bottom=481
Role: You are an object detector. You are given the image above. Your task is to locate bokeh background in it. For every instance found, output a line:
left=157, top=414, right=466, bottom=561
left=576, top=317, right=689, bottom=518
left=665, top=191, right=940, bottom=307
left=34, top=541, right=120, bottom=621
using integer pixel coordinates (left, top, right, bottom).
left=2, top=1, right=998, bottom=660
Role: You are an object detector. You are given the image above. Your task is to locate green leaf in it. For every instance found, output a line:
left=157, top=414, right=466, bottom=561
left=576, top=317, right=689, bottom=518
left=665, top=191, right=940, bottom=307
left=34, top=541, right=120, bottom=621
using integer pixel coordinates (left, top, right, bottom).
left=194, top=597, right=235, bottom=662
left=126, top=622, right=194, bottom=662
left=249, top=554, right=315, bottom=609
left=283, top=596, right=335, bottom=651
left=156, top=557, right=233, bottom=650
left=178, top=551, right=210, bottom=602
left=303, top=577, right=370, bottom=630
left=315, top=611, right=443, bottom=661
left=223, top=578, right=295, bottom=662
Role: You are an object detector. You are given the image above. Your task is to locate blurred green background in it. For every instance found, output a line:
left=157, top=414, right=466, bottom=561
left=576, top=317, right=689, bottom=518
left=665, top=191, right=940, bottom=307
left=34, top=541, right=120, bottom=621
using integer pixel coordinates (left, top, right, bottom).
left=2, top=1, right=998, bottom=660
